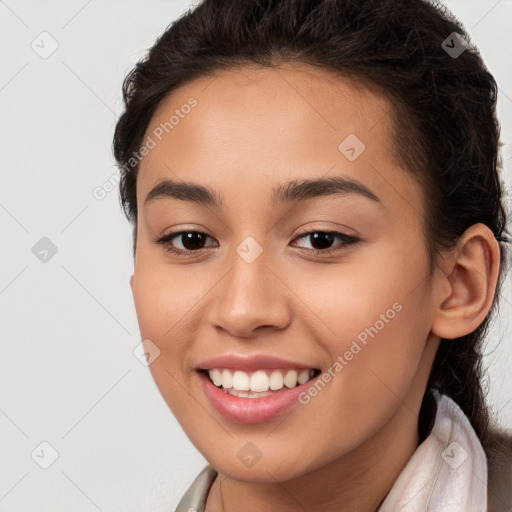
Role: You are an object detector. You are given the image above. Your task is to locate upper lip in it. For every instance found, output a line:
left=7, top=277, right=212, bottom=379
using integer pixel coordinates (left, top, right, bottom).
left=197, top=354, right=318, bottom=372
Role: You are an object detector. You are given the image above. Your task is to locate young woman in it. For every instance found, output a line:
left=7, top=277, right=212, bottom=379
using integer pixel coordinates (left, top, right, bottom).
left=112, top=0, right=512, bottom=510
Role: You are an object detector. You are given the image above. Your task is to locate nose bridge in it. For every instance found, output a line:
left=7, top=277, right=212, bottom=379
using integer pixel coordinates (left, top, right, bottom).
left=209, top=234, right=290, bottom=336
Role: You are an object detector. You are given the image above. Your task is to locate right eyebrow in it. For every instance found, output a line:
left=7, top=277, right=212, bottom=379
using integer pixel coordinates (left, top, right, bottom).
left=144, top=179, right=223, bottom=208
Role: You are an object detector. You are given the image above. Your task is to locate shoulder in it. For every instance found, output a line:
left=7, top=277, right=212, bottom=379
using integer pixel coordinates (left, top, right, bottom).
left=487, top=425, right=512, bottom=512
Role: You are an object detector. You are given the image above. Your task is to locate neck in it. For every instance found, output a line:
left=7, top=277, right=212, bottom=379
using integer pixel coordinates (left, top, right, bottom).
left=206, top=401, right=423, bottom=512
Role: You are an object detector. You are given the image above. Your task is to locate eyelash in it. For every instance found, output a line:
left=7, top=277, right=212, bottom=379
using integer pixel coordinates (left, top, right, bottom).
left=154, top=228, right=360, bottom=257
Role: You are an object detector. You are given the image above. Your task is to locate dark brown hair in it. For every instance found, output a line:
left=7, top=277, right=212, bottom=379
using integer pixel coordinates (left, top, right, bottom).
left=112, top=0, right=510, bottom=455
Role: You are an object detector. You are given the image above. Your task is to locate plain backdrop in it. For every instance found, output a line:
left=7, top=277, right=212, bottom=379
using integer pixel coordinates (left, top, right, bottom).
left=1, top=0, right=511, bottom=510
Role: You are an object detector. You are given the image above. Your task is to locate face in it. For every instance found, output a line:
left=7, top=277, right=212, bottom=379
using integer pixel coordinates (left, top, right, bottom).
left=131, top=63, right=441, bottom=482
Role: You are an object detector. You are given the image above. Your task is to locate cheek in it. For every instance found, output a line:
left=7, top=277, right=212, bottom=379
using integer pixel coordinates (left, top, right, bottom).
left=322, top=303, right=428, bottom=451
left=130, top=257, right=190, bottom=362
left=130, top=265, right=200, bottom=415
left=290, top=244, right=420, bottom=346
left=131, top=251, right=222, bottom=373
left=294, top=246, right=431, bottom=424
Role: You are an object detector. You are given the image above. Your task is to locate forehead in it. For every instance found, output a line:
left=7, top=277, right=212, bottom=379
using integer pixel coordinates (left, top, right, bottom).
left=136, top=63, right=421, bottom=220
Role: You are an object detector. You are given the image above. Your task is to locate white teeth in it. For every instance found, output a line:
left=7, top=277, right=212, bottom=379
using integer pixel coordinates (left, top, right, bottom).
left=221, top=369, right=233, bottom=389
left=249, top=370, right=270, bottom=392
left=283, top=370, right=298, bottom=388
left=232, top=370, right=250, bottom=391
left=207, top=368, right=316, bottom=394
left=210, top=369, right=222, bottom=387
left=269, top=371, right=284, bottom=390
left=297, top=369, right=310, bottom=385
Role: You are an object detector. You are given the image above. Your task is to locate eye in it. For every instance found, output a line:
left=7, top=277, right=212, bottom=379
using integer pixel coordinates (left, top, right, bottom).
left=154, top=230, right=217, bottom=255
left=291, top=230, right=360, bottom=255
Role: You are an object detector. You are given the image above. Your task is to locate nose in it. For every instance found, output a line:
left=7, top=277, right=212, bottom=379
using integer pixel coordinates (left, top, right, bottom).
left=207, top=243, right=292, bottom=338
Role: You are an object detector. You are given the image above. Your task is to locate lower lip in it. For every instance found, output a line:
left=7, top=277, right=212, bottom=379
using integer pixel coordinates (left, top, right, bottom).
left=198, top=371, right=317, bottom=424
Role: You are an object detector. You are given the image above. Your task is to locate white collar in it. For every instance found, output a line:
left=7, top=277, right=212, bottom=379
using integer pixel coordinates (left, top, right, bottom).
left=378, top=390, right=487, bottom=511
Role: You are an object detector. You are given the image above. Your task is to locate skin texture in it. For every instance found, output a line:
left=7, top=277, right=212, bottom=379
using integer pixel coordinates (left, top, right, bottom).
left=129, top=63, right=500, bottom=512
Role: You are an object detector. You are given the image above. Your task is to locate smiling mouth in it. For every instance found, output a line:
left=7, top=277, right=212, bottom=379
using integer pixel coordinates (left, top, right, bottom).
left=199, top=367, right=322, bottom=398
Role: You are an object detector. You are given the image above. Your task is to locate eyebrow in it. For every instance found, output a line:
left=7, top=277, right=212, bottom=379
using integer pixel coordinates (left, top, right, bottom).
left=144, top=175, right=382, bottom=209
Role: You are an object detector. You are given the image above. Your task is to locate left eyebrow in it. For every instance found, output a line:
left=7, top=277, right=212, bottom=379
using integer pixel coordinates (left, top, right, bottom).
left=271, top=175, right=382, bottom=207
left=143, top=175, right=382, bottom=209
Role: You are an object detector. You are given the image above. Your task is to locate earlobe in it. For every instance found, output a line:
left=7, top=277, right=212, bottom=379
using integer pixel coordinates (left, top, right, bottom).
left=431, top=223, right=500, bottom=340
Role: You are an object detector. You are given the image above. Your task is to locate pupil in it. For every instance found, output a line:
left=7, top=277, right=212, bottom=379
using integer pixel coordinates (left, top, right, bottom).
left=182, top=232, right=205, bottom=250
left=310, top=232, right=334, bottom=250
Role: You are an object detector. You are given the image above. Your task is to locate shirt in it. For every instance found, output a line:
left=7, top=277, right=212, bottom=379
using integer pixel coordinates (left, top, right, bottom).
left=174, top=390, right=487, bottom=512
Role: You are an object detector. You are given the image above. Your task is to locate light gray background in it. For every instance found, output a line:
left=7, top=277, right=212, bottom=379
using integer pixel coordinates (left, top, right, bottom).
left=1, top=0, right=511, bottom=510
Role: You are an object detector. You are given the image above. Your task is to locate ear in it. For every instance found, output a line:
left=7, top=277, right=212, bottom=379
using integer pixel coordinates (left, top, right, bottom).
left=431, top=223, right=501, bottom=340
left=129, top=274, right=134, bottom=291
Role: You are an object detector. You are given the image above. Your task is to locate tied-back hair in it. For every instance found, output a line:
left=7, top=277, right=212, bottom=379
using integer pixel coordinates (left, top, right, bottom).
left=112, top=0, right=511, bottom=458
